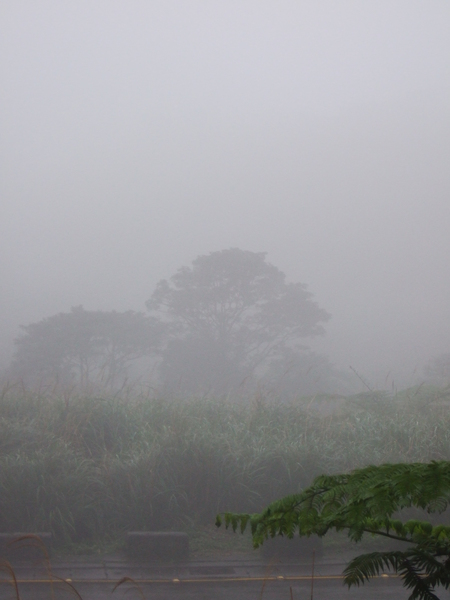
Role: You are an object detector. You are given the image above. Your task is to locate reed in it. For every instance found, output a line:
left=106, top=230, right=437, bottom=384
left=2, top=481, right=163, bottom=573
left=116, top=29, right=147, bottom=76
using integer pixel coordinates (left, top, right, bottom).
left=0, top=385, right=449, bottom=551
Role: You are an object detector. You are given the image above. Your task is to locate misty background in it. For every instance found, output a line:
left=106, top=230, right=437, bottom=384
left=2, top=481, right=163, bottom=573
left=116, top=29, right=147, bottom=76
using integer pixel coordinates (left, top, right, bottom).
left=1, top=1, right=450, bottom=391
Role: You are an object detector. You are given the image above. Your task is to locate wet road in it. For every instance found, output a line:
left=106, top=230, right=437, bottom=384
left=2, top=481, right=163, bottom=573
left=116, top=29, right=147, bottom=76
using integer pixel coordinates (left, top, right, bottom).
left=2, top=556, right=449, bottom=599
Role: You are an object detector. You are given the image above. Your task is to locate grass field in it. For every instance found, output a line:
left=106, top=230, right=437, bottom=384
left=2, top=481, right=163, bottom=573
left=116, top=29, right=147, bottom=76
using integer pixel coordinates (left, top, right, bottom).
left=1, top=384, right=449, bottom=555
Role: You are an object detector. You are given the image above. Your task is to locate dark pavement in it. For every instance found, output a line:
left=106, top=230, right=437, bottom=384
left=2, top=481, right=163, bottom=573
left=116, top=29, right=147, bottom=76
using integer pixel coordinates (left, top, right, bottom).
left=2, top=553, right=450, bottom=599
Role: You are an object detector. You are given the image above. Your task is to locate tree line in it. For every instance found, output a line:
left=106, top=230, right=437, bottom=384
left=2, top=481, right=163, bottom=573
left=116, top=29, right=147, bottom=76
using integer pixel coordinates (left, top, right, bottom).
left=8, top=248, right=347, bottom=395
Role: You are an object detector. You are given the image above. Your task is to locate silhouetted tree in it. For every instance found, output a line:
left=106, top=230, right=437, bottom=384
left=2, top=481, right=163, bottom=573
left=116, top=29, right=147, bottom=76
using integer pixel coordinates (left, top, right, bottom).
left=11, top=306, right=162, bottom=388
left=264, top=347, right=354, bottom=398
left=146, top=248, right=330, bottom=396
left=424, top=354, right=450, bottom=387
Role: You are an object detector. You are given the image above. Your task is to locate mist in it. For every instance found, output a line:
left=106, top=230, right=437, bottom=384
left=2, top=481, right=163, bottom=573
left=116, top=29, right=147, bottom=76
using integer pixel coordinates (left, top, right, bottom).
left=2, top=1, right=450, bottom=390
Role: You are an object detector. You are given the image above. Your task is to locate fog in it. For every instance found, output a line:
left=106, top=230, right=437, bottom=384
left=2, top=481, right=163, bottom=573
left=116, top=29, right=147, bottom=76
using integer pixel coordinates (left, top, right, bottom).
left=2, top=1, right=450, bottom=390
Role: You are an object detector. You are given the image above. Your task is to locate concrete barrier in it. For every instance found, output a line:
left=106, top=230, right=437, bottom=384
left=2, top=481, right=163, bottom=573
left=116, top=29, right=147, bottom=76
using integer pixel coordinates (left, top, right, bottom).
left=126, top=532, right=189, bottom=561
left=0, top=533, right=52, bottom=561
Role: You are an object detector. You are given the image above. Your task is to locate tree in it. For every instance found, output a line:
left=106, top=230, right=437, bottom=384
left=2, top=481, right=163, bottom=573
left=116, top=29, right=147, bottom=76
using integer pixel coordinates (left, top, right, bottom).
left=11, top=306, right=162, bottom=389
left=424, top=354, right=450, bottom=387
left=217, top=461, right=450, bottom=600
left=263, top=346, right=355, bottom=398
left=146, top=248, right=330, bottom=396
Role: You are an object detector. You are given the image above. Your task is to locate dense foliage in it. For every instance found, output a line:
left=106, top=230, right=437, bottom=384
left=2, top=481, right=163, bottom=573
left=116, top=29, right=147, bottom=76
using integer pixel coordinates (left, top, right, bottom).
left=10, top=249, right=333, bottom=396
left=10, top=307, right=161, bottom=388
left=218, top=460, right=450, bottom=600
left=148, top=248, right=331, bottom=395
left=0, top=385, right=450, bottom=554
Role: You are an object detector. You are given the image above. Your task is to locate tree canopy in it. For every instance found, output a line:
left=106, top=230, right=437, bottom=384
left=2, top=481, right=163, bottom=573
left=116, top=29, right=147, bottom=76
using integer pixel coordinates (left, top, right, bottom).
left=146, top=248, right=330, bottom=395
left=9, top=249, right=333, bottom=396
left=217, top=461, right=450, bottom=600
left=11, top=306, right=161, bottom=388
left=424, top=354, right=450, bottom=387
left=264, top=347, right=353, bottom=397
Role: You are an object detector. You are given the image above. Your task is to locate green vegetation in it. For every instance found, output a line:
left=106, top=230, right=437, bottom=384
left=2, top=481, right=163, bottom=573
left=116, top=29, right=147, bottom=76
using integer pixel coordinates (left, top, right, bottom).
left=219, top=461, right=450, bottom=599
left=0, top=384, right=450, bottom=556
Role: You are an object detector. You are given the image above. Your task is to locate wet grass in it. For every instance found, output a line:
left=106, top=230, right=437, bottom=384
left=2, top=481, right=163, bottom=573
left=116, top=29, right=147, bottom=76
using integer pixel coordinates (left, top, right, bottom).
left=0, top=384, right=450, bottom=554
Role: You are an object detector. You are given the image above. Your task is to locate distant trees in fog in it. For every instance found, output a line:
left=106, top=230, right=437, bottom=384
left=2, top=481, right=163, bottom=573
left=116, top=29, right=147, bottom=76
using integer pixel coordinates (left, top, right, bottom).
left=424, top=353, right=450, bottom=386
left=10, top=248, right=343, bottom=397
left=10, top=306, right=162, bottom=388
left=146, top=248, right=331, bottom=396
left=264, top=347, right=353, bottom=397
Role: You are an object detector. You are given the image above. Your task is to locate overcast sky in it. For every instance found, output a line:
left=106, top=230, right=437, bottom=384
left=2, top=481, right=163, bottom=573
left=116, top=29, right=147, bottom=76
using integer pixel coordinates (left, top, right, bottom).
left=1, top=1, right=450, bottom=387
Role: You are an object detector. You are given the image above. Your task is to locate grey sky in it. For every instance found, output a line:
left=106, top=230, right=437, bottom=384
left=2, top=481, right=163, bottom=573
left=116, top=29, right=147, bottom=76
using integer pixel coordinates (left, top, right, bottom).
left=1, top=1, right=450, bottom=386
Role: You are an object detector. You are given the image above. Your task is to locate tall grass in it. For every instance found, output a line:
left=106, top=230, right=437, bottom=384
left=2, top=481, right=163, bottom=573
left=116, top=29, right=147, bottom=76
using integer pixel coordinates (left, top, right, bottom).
left=0, top=385, right=449, bottom=548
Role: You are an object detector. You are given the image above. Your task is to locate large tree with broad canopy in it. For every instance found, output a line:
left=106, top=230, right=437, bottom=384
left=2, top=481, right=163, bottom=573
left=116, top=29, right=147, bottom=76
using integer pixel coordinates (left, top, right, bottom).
left=146, top=248, right=330, bottom=395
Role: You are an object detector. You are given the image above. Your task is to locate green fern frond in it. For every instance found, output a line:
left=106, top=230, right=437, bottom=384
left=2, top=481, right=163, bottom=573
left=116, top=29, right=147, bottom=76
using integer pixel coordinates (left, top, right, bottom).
left=217, top=460, right=450, bottom=598
left=343, top=551, right=401, bottom=586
